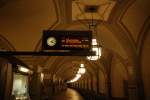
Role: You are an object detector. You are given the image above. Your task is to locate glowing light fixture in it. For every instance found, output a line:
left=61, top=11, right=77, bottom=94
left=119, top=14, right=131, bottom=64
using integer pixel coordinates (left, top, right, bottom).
left=17, top=65, right=32, bottom=74
left=80, top=63, right=84, bottom=68
left=78, top=67, right=86, bottom=74
left=18, top=67, right=29, bottom=73
left=87, top=39, right=101, bottom=60
left=41, top=73, right=44, bottom=82
left=68, top=74, right=81, bottom=83
left=67, top=64, right=86, bottom=83
left=78, top=63, right=86, bottom=74
left=76, top=73, right=81, bottom=77
left=73, top=0, right=103, bottom=61
left=92, top=39, right=97, bottom=45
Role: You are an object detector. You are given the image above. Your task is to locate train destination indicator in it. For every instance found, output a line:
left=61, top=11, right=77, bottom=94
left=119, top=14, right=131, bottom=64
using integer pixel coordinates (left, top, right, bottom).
left=42, top=30, right=92, bottom=50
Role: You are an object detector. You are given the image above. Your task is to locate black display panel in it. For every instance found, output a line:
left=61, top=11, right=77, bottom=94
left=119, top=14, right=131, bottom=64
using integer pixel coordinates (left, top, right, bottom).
left=42, top=30, right=92, bottom=50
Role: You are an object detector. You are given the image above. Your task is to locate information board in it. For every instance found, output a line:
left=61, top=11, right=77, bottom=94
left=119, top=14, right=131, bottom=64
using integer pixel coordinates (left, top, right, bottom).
left=42, top=30, right=92, bottom=50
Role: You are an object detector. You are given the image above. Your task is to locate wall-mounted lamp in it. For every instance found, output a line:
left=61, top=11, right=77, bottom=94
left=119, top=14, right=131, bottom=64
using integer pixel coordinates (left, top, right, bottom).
left=18, top=67, right=29, bottom=73
left=17, top=65, right=32, bottom=74
left=41, top=73, right=44, bottom=82
left=67, top=64, right=86, bottom=83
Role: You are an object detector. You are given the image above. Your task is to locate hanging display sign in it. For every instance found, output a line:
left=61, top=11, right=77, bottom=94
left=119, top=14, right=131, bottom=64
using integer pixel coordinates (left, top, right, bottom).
left=0, top=30, right=95, bottom=56
left=42, top=30, right=92, bottom=50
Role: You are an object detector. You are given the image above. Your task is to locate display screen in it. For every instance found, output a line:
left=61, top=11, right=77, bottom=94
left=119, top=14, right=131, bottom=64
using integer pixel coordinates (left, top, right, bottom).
left=42, top=30, right=92, bottom=50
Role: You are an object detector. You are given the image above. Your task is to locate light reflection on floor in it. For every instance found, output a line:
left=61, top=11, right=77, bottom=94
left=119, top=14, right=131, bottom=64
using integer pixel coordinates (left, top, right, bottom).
left=51, top=88, right=84, bottom=100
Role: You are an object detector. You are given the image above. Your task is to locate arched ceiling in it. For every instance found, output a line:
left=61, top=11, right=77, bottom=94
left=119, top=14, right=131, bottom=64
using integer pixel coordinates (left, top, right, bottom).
left=0, top=0, right=149, bottom=81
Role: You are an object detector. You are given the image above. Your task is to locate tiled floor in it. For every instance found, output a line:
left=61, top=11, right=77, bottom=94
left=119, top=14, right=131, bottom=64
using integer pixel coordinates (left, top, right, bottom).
left=51, top=88, right=84, bottom=100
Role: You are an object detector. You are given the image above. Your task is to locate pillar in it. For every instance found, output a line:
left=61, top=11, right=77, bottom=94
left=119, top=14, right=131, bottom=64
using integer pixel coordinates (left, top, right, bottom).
left=29, top=66, right=42, bottom=100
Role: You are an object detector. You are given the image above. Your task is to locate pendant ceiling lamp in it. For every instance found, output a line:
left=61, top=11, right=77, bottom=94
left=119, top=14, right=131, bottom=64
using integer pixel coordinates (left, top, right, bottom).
left=73, top=0, right=103, bottom=60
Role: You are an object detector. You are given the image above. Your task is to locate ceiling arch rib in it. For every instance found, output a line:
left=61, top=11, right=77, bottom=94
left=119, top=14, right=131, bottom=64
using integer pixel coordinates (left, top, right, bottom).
left=55, top=63, right=78, bottom=75
left=59, top=65, right=94, bottom=81
left=56, top=62, right=95, bottom=81
left=0, top=35, right=15, bottom=51
left=42, top=45, right=109, bottom=81
left=44, top=55, right=102, bottom=81
left=47, top=56, right=69, bottom=74
left=49, top=57, right=95, bottom=74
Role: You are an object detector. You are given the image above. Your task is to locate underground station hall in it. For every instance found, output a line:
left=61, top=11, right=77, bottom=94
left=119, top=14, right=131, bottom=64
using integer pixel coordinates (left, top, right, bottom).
left=0, top=0, right=150, bottom=100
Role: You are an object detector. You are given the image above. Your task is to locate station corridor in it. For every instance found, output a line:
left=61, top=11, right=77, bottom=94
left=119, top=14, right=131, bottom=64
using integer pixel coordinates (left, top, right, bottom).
left=0, top=0, right=150, bottom=100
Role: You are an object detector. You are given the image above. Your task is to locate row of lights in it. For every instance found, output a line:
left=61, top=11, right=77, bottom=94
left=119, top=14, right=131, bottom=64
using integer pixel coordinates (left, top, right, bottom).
left=67, top=63, right=86, bottom=83
left=67, top=39, right=101, bottom=83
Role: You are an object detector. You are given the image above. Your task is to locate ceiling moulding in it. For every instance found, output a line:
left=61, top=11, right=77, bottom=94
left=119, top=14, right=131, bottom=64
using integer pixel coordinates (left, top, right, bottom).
left=72, top=0, right=117, bottom=21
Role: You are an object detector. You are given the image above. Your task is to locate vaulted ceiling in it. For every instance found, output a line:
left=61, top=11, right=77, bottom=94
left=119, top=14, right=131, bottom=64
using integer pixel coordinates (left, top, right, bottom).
left=0, top=0, right=149, bottom=81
